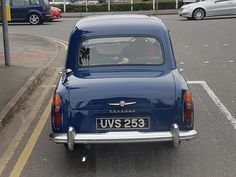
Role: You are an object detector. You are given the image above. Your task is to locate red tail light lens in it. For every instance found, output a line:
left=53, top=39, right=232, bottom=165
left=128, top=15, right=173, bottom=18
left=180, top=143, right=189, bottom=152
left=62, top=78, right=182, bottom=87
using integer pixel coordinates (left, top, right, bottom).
left=52, top=93, right=63, bottom=130
left=53, top=93, right=61, bottom=113
left=183, top=90, right=193, bottom=128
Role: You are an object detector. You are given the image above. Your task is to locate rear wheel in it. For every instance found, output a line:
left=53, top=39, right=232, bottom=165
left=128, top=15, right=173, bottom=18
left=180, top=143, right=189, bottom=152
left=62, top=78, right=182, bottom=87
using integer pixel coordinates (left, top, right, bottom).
left=192, top=8, right=205, bottom=20
left=28, top=13, right=42, bottom=25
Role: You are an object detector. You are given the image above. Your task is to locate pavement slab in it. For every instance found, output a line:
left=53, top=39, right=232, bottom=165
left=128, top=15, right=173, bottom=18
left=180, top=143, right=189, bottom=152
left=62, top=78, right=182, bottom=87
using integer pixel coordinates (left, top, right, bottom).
left=0, top=33, right=60, bottom=131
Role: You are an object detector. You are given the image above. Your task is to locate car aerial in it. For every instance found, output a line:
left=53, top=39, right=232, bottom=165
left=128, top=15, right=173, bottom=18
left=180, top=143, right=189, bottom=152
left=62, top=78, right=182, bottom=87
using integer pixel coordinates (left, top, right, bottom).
left=49, top=15, right=197, bottom=151
left=9, top=0, right=52, bottom=25
left=179, top=0, right=236, bottom=20
left=51, top=6, right=62, bottom=20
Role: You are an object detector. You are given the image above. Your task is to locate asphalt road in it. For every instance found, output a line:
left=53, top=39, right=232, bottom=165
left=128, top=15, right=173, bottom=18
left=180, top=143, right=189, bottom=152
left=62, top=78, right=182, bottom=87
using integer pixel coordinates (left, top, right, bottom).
left=1, top=15, right=236, bottom=177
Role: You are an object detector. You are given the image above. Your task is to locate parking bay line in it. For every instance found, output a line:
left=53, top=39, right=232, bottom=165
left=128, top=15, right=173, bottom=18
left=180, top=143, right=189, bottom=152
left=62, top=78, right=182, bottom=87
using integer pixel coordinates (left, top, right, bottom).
left=0, top=68, right=60, bottom=176
left=188, top=81, right=236, bottom=130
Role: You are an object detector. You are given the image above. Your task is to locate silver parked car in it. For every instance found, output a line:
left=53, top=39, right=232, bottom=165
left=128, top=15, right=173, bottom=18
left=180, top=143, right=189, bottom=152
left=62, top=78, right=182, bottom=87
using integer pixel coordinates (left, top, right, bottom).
left=179, top=0, right=236, bottom=20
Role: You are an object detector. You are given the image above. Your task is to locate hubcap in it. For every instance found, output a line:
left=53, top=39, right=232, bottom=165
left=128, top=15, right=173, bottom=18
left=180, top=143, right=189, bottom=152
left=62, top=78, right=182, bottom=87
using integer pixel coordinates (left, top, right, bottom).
left=30, top=14, right=39, bottom=24
left=194, top=9, right=204, bottom=20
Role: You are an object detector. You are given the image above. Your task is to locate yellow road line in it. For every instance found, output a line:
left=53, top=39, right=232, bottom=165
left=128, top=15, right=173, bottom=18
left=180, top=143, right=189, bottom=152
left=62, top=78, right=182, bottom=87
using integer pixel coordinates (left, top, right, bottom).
left=9, top=98, right=52, bottom=177
left=37, top=35, right=68, bottom=50
left=0, top=68, right=60, bottom=176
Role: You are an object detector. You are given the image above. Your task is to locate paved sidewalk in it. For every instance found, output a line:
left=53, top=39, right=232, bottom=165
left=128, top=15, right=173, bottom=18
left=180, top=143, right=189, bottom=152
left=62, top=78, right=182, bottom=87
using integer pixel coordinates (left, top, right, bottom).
left=0, top=34, right=59, bottom=131
left=62, top=9, right=178, bottom=18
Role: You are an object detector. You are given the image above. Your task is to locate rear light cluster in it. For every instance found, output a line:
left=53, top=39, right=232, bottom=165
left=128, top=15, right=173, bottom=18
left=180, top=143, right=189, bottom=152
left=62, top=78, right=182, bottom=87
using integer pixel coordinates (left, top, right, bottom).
left=52, top=93, right=63, bottom=130
left=183, top=90, right=194, bottom=128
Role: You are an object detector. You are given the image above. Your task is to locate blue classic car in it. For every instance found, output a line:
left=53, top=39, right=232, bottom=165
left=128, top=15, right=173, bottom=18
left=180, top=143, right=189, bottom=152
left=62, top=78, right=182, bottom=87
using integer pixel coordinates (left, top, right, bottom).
left=50, top=15, right=197, bottom=151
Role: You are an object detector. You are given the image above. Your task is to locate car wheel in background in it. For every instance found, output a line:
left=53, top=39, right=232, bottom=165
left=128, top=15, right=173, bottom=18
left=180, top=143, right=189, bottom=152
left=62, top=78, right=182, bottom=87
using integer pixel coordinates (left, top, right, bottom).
left=28, top=13, right=42, bottom=25
left=192, top=8, right=205, bottom=20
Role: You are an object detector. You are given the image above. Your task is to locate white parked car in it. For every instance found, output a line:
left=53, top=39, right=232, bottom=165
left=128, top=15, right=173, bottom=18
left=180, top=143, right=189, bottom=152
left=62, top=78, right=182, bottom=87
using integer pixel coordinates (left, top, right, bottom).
left=179, top=0, right=236, bottom=20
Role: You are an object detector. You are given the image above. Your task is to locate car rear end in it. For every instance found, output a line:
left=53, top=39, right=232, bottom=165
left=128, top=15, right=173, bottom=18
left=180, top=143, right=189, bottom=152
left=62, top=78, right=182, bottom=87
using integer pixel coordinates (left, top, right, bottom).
left=51, top=6, right=62, bottom=19
left=41, top=0, right=52, bottom=21
left=50, top=70, right=196, bottom=150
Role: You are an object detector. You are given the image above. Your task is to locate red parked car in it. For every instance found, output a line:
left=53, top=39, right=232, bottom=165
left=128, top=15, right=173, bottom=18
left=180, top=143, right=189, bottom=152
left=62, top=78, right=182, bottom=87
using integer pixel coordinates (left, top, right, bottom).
left=51, top=6, right=62, bottom=20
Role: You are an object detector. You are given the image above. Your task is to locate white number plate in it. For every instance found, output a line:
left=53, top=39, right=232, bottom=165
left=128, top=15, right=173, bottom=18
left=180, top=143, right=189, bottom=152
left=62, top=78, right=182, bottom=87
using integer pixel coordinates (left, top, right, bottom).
left=96, top=117, right=149, bottom=130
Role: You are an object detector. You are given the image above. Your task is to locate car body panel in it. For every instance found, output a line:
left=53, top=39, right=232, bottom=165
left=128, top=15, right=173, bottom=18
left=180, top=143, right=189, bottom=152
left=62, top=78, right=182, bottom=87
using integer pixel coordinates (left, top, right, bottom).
left=209, top=0, right=233, bottom=16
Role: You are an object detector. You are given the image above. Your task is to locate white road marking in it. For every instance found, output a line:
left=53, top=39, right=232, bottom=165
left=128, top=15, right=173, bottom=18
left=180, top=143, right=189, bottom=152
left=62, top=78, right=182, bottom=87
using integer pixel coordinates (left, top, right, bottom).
left=40, top=84, right=56, bottom=88
left=187, top=81, right=236, bottom=130
left=223, top=44, right=229, bottom=46
left=204, top=61, right=209, bottom=64
left=187, top=81, right=205, bottom=84
left=228, top=60, right=234, bottom=63
left=180, top=62, right=184, bottom=65
left=203, top=44, right=208, bottom=47
left=184, top=45, right=189, bottom=48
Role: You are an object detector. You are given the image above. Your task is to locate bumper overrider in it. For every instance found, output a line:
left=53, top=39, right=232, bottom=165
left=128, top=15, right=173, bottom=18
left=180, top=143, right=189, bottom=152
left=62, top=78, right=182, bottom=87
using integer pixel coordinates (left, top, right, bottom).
left=50, top=124, right=197, bottom=151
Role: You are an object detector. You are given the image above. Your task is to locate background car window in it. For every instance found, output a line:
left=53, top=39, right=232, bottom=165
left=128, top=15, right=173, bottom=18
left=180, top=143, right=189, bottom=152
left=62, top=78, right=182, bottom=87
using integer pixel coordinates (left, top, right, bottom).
left=78, top=37, right=164, bottom=66
left=30, top=0, right=40, bottom=5
left=12, top=0, right=29, bottom=5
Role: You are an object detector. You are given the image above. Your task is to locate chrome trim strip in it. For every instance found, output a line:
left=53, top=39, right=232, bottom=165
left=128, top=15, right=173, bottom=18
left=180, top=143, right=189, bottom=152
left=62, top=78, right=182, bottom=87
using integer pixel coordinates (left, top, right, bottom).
left=109, top=101, right=136, bottom=107
left=50, top=130, right=197, bottom=144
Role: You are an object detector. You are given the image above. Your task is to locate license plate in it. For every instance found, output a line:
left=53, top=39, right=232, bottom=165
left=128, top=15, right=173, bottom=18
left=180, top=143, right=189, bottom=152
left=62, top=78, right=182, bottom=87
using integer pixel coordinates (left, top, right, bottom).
left=96, top=117, right=149, bottom=130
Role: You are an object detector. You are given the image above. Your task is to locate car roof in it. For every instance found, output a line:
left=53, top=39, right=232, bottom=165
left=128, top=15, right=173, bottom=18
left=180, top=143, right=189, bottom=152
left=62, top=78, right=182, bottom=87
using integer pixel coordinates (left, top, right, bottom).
left=76, top=14, right=163, bottom=26
left=73, top=14, right=167, bottom=37
left=66, top=15, right=176, bottom=70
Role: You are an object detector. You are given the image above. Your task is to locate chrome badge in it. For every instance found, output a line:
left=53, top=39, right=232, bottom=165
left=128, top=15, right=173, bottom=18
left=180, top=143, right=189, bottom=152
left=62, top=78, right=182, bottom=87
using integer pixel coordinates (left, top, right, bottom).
left=109, top=101, right=136, bottom=107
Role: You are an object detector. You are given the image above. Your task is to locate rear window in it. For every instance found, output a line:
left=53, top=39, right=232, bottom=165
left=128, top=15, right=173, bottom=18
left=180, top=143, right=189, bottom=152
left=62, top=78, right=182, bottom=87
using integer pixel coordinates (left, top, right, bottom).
left=78, top=36, right=164, bottom=67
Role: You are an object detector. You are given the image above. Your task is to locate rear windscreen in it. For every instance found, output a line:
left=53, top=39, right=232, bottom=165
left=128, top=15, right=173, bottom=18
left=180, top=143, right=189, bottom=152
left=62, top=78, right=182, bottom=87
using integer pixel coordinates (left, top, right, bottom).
left=78, top=36, right=164, bottom=67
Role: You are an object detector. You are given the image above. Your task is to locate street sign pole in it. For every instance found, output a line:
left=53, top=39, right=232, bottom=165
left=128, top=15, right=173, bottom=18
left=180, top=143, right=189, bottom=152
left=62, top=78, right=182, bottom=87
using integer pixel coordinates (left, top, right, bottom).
left=130, top=0, right=133, bottom=11
left=63, top=0, right=66, bottom=12
left=108, top=0, right=110, bottom=12
left=1, top=0, right=10, bottom=66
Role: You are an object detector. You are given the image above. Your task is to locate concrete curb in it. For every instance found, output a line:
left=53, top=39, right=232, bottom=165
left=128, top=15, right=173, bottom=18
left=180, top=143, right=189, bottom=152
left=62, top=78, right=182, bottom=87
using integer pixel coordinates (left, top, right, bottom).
left=0, top=67, right=47, bottom=132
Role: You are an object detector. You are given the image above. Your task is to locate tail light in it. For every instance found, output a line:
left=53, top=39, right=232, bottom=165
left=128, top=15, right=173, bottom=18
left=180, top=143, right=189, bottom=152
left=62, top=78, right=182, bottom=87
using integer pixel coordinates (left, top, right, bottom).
left=52, top=93, right=63, bottom=130
left=183, top=90, right=194, bottom=128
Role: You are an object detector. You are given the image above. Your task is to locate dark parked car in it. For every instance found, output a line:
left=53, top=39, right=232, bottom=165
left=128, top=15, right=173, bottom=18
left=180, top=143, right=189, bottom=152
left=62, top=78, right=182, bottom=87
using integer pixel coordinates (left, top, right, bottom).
left=50, top=15, right=197, bottom=151
left=10, top=0, right=52, bottom=25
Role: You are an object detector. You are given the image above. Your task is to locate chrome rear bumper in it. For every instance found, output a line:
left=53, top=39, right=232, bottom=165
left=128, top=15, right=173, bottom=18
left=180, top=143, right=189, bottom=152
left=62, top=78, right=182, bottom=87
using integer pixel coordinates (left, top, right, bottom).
left=50, top=124, right=197, bottom=151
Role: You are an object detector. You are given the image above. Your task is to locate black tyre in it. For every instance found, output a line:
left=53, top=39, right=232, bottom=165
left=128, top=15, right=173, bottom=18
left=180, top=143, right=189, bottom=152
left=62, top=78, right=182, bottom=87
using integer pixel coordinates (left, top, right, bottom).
left=28, top=13, right=42, bottom=25
left=192, top=8, right=205, bottom=20
left=64, top=143, right=90, bottom=151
